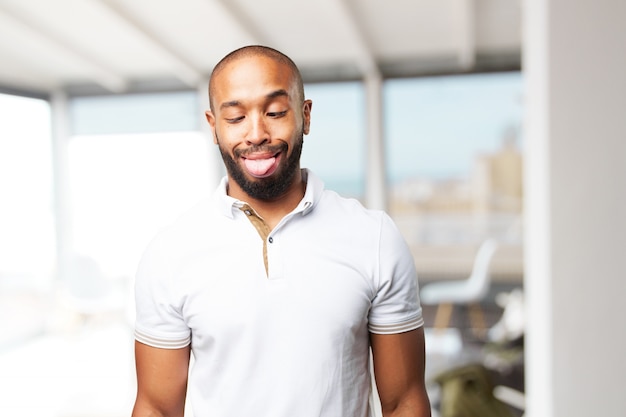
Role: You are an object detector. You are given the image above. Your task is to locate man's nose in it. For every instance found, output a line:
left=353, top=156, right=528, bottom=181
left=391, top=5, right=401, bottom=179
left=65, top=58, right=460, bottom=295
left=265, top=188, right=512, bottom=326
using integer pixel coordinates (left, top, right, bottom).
left=246, top=115, right=269, bottom=145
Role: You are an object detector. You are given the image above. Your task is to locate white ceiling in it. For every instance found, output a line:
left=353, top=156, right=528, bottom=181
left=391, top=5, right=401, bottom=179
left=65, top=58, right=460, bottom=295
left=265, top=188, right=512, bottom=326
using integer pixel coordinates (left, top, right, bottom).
left=0, top=0, right=521, bottom=97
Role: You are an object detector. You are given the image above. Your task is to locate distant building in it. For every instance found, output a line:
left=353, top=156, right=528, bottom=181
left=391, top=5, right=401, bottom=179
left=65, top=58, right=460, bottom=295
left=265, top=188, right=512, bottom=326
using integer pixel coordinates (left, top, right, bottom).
left=388, top=135, right=524, bottom=280
left=472, top=129, right=523, bottom=213
left=391, top=128, right=523, bottom=216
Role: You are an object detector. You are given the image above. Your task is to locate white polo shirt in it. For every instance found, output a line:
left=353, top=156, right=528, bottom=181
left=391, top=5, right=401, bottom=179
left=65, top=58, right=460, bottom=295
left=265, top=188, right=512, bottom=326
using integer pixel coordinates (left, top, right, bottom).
left=134, top=169, right=423, bottom=417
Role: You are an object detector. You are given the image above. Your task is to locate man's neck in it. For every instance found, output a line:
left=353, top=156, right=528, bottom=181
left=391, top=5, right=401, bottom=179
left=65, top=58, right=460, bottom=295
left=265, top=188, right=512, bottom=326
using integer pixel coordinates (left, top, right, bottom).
left=227, top=173, right=306, bottom=230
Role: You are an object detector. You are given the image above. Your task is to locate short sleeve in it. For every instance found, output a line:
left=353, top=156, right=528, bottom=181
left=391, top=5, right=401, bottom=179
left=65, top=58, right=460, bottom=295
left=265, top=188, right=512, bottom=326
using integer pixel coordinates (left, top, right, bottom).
left=368, top=213, right=424, bottom=334
left=134, top=233, right=191, bottom=349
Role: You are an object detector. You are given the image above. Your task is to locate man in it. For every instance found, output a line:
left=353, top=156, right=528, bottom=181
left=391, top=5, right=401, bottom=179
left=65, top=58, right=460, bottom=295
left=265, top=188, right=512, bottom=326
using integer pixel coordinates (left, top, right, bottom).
left=132, top=45, right=431, bottom=417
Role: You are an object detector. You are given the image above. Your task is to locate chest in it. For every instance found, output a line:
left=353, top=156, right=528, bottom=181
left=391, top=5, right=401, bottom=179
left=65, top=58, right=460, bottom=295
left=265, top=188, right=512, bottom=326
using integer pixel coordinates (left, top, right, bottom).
left=174, top=226, right=377, bottom=350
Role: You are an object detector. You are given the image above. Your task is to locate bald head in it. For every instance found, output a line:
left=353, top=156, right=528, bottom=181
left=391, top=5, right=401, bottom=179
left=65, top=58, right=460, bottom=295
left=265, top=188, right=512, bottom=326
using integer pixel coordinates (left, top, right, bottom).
left=208, top=45, right=305, bottom=112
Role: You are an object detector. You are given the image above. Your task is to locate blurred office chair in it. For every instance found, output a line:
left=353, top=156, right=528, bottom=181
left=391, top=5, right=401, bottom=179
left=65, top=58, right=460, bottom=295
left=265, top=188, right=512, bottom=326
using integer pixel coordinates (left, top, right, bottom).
left=420, top=239, right=499, bottom=336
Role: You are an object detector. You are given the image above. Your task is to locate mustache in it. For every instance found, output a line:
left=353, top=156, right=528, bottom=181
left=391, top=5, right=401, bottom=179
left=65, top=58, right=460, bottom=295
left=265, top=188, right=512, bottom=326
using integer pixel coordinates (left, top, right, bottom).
left=234, top=142, right=287, bottom=158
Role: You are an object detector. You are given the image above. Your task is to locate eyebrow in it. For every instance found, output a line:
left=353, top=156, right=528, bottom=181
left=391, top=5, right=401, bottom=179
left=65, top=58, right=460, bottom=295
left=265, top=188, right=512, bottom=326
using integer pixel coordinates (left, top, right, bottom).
left=220, top=100, right=241, bottom=110
left=266, top=89, right=289, bottom=100
left=219, top=89, right=290, bottom=111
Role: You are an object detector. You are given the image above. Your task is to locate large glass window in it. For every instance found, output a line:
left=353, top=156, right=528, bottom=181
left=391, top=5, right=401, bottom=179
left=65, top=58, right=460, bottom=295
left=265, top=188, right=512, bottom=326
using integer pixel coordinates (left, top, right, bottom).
left=384, top=72, right=524, bottom=280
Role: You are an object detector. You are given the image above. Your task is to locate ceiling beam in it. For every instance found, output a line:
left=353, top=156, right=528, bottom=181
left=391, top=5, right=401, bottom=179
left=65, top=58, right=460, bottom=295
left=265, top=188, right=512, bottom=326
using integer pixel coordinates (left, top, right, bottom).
left=0, top=3, right=127, bottom=93
left=211, top=0, right=267, bottom=45
left=333, top=0, right=380, bottom=78
left=458, top=0, right=477, bottom=69
left=95, top=0, right=206, bottom=88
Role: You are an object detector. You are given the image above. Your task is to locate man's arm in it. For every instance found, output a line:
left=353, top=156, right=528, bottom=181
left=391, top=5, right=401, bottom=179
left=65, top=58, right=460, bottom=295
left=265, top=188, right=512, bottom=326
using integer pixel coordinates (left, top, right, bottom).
left=132, top=341, right=191, bottom=417
left=370, top=327, right=431, bottom=417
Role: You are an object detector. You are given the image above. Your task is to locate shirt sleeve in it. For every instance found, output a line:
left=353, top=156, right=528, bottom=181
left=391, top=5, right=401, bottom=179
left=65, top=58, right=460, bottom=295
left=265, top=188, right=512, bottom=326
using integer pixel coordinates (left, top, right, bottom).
left=134, top=232, right=191, bottom=349
left=368, top=213, right=424, bottom=334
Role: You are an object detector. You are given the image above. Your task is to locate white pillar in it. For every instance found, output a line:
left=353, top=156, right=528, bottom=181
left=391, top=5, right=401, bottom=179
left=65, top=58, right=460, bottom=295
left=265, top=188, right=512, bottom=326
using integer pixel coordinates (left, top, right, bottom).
left=197, top=80, right=223, bottom=188
left=50, top=90, right=73, bottom=280
left=524, top=1, right=626, bottom=416
left=364, top=71, right=387, bottom=211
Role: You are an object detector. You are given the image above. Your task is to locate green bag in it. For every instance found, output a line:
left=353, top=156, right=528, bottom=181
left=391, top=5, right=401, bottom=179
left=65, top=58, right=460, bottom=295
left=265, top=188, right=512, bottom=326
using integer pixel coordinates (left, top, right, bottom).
left=434, top=364, right=515, bottom=417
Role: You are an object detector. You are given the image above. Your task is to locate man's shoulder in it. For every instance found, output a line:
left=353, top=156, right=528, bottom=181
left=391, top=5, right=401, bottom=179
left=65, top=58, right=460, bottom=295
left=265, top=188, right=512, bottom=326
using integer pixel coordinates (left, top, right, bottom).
left=318, top=189, right=385, bottom=220
left=311, top=189, right=406, bottom=247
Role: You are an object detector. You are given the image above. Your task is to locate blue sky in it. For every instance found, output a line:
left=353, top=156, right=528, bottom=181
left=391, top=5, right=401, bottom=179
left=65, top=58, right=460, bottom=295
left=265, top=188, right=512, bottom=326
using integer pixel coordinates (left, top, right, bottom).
left=385, top=72, right=523, bottom=180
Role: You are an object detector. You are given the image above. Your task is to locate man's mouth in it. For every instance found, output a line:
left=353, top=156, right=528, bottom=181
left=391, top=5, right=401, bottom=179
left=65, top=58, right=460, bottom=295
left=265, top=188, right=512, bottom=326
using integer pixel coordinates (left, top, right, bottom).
left=242, top=152, right=281, bottom=178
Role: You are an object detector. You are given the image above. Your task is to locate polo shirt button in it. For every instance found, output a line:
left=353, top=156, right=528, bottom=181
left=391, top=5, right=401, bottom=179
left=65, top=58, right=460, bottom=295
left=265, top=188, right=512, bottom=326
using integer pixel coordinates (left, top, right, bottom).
left=268, top=237, right=274, bottom=243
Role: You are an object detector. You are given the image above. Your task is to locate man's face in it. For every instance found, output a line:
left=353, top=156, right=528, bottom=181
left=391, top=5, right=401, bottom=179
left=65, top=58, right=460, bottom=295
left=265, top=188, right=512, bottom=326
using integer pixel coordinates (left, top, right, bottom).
left=206, top=55, right=312, bottom=201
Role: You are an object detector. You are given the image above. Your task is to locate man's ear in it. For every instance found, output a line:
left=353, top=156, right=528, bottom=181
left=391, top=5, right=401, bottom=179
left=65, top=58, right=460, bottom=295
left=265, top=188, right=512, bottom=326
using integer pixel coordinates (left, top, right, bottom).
left=302, top=100, right=312, bottom=135
left=205, top=111, right=218, bottom=144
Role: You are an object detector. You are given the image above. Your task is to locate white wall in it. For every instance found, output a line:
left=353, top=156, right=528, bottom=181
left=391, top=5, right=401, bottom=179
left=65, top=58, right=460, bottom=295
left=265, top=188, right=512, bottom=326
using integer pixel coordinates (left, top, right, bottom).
left=524, top=1, right=626, bottom=416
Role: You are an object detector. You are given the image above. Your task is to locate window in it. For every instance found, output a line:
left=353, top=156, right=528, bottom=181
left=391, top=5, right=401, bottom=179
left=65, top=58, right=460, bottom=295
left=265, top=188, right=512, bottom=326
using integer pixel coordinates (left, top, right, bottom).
left=384, top=73, right=524, bottom=280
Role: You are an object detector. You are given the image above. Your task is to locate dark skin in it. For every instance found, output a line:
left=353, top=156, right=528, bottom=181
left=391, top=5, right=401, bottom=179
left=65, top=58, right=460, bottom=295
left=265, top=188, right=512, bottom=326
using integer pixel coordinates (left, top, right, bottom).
left=132, top=343, right=190, bottom=417
left=132, top=52, right=430, bottom=417
left=371, top=328, right=431, bottom=416
left=206, top=54, right=311, bottom=229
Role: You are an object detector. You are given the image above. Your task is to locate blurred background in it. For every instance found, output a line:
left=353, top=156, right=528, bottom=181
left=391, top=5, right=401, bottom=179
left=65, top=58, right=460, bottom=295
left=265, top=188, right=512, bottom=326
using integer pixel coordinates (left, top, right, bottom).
left=0, top=1, right=624, bottom=416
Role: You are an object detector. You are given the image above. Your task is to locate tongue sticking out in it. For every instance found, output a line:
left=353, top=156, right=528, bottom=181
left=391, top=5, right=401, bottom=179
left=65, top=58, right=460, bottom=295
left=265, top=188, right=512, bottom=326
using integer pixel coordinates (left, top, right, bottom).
left=243, top=157, right=277, bottom=177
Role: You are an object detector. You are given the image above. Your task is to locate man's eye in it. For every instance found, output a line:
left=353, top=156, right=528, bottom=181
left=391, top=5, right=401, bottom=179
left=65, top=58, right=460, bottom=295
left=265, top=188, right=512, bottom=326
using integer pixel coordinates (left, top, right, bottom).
left=225, top=116, right=244, bottom=123
left=267, top=110, right=287, bottom=118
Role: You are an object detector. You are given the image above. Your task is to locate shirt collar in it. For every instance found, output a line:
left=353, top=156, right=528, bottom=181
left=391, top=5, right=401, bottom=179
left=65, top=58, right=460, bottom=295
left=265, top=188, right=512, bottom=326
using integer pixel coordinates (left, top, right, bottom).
left=214, top=168, right=324, bottom=218
left=214, top=176, right=239, bottom=218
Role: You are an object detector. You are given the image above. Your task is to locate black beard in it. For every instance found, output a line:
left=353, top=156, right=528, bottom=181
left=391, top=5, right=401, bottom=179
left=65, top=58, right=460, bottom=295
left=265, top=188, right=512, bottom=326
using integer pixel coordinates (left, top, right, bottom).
left=217, top=132, right=304, bottom=201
